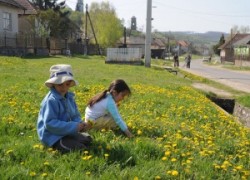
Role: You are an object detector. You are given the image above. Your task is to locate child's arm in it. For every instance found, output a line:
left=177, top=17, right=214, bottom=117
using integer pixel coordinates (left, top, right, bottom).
left=106, top=96, right=133, bottom=137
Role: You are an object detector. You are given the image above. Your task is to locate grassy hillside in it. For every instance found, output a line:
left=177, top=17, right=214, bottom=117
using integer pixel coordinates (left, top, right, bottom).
left=1, top=55, right=250, bottom=179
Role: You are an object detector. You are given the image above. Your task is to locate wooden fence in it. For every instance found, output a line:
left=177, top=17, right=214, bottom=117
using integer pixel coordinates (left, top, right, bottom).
left=0, top=32, right=101, bottom=56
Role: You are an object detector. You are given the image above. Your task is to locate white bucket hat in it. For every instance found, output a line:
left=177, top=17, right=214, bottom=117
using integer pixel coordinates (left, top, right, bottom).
left=45, top=64, right=79, bottom=88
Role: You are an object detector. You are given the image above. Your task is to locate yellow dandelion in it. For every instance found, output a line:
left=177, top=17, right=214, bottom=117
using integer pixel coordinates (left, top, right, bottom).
left=127, top=122, right=132, bottom=127
left=84, top=150, right=89, bottom=155
left=41, top=173, right=48, bottom=177
left=86, top=155, right=92, bottom=160
left=106, top=145, right=111, bottom=150
left=185, top=168, right=191, bottom=174
left=164, top=151, right=171, bottom=156
left=104, top=153, right=109, bottom=159
left=44, top=161, right=50, bottom=166
left=137, top=130, right=142, bottom=135
left=171, top=158, right=177, bottom=162
left=47, top=148, right=54, bottom=152
left=6, top=149, right=13, bottom=154
left=82, top=156, right=88, bottom=160
left=155, top=175, right=161, bottom=179
left=134, top=176, right=139, bottom=180
left=242, top=170, right=250, bottom=176
left=214, top=165, right=220, bottom=169
left=29, top=171, right=36, bottom=177
left=171, top=170, right=179, bottom=176
left=235, top=165, right=243, bottom=170
left=162, top=157, right=167, bottom=161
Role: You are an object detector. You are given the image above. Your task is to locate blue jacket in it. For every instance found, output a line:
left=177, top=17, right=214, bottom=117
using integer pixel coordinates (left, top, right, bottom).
left=37, top=88, right=82, bottom=147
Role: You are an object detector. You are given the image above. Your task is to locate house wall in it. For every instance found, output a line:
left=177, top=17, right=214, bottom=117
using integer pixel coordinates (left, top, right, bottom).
left=221, top=49, right=234, bottom=63
left=127, top=44, right=145, bottom=56
left=0, top=5, right=19, bottom=34
left=18, top=15, right=34, bottom=34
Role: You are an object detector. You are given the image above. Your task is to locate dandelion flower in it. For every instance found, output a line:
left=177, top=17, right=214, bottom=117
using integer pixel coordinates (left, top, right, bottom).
left=6, top=149, right=13, bottom=155
left=41, top=173, right=48, bottom=177
left=29, top=171, right=36, bottom=177
left=137, top=130, right=142, bottom=135
left=162, top=157, right=167, bottom=161
left=155, top=175, right=161, bottom=179
left=171, top=170, right=179, bottom=176
left=44, top=161, right=50, bottom=166
left=104, top=153, right=109, bottom=159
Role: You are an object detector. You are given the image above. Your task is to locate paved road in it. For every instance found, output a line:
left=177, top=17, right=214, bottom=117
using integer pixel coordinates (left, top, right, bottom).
left=179, top=59, right=250, bottom=93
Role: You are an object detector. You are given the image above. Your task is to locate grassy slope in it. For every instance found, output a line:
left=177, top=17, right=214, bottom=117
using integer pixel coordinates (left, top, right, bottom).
left=1, top=55, right=250, bottom=179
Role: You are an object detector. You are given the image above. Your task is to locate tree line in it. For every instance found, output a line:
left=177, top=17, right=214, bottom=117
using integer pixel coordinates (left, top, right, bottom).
left=28, top=0, right=123, bottom=48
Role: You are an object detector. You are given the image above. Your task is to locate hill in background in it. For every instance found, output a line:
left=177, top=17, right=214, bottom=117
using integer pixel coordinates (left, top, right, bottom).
left=161, top=31, right=229, bottom=46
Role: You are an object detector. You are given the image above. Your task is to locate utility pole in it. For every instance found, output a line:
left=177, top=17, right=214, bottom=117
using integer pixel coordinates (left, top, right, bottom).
left=145, top=0, right=152, bottom=67
left=84, top=4, right=88, bottom=55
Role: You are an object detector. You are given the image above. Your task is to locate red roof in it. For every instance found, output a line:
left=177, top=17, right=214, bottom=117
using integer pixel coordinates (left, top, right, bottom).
left=177, top=40, right=189, bottom=47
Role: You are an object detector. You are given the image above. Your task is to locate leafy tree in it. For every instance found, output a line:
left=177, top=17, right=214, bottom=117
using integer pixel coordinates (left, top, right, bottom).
left=213, top=34, right=225, bottom=55
left=28, top=0, right=78, bottom=38
left=231, top=25, right=250, bottom=34
left=29, top=0, right=65, bottom=11
left=87, top=2, right=123, bottom=48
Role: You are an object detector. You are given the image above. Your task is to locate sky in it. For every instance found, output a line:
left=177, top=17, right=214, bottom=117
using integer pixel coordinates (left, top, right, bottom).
left=64, top=0, right=250, bottom=33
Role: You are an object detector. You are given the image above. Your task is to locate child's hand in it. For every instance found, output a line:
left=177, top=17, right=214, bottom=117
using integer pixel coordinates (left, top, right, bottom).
left=124, top=129, right=134, bottom=138
left=78, top=122, right=88, bottom=132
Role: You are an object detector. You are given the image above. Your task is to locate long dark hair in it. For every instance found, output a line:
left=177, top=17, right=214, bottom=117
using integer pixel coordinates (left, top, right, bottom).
left=87, top=79, right=131, bottom=107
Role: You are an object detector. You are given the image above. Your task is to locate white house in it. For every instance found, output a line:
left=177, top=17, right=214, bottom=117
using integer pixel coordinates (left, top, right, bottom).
left=0, top=0, right=26, bottom=35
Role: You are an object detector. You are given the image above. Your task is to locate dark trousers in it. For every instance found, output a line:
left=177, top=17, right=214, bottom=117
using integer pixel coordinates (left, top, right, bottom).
left=53, top=133, right=92, bottom=153
left=174, top=60, right=179, bottom=67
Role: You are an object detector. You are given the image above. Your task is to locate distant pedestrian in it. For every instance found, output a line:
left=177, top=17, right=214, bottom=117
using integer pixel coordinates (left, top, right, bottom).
left=185, top=54, right=192, bottom=68
left=209, top=55, right=212, bottom=62
left=173, top=53, right=179, bottom=67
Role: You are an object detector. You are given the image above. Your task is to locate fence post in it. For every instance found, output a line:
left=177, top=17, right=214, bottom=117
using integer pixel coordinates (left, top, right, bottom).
left=16, top=33, right=18, bottom=48
left=4, top=31, right=6, bottom=47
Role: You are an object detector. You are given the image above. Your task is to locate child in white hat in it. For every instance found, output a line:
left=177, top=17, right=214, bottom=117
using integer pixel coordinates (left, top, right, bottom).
left=37, top=64, right=92, bottom=153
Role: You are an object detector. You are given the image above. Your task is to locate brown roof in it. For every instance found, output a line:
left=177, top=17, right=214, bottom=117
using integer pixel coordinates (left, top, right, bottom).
left=14, top=0, right=37, bottom=14
left=233, top=35, right=250, bottom=47
left=218, top=33, right=250, bottom=49
left=151, top=38, right=166, bottom=49
left=0, top=0, right=25, bottom=9
left=119, top=36, right=145, bottom=45
left=177, top=40, right=189, bottom=47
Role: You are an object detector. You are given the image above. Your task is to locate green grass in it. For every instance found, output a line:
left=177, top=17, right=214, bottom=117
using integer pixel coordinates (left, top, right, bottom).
left=1, top=55, right=250, bottom=179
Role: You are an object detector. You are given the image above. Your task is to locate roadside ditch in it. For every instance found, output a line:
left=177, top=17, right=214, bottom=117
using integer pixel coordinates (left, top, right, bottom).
left=193, top=83, right=250, bottom=128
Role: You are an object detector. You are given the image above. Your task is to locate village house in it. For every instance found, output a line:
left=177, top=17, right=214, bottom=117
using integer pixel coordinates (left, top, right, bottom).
left=232, top=34, right=250, bottom=66
left=218, top=33, right=250, bottom=64
left=0, top=0, right=43, bottom=55
left=0, top=0, right=26, bottom=54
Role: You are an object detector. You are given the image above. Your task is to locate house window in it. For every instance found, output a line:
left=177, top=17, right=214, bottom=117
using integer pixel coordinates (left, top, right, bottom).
left=3, top=12, right=12, bottom=30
